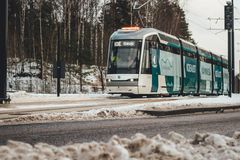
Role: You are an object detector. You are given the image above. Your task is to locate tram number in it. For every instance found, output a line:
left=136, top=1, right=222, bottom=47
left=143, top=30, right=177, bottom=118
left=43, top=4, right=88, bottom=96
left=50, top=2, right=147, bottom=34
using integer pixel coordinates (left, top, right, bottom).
left=186, top=64, right=196, bottom=73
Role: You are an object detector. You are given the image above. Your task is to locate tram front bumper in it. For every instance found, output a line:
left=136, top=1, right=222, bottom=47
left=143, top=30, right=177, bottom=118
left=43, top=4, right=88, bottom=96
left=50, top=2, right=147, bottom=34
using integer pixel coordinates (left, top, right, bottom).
left=106, top=83, right=138, bottom=94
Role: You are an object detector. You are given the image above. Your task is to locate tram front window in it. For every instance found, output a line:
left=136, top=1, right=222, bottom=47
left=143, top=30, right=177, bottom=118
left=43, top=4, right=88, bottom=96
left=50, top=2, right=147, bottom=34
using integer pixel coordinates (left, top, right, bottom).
left=108, top=40, right=142, bottom=74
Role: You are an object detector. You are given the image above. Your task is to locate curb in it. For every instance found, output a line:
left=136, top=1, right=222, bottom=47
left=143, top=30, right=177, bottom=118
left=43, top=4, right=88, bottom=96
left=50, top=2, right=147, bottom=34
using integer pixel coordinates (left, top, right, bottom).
left=137, top=105, right=240, bottom=116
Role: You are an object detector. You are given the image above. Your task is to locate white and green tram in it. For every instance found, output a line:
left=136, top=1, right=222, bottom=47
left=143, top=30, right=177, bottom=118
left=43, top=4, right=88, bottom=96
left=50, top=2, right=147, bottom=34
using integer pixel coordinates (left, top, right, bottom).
left=106, top=27, right=229, bottom=97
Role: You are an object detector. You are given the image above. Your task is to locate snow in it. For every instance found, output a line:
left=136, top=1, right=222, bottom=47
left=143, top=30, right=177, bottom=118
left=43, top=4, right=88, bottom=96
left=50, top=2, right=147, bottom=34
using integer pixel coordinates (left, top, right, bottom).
left=7, top=59, right=105, bottom=94
left=148, top=94, right=240, bottom=110
left=6, top=59, right=240, bottom=124
left=1, top=92, right=240, bottom=159
left=4, top=37, right=240, bottom=160
left=0, top=131, right=240, bottom=160
left=9, top=91, right=240, bottom=108
left=8, top=91, right=112, bottom=104
left=2, top=92, right=240, bottom=124
left=2, top=110, right=146, bottom=124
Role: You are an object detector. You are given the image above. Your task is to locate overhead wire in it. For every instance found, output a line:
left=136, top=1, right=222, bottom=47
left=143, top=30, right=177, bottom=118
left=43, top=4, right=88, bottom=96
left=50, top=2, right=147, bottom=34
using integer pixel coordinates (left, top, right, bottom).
left=186, top=17, right=226, bottom=42
left=182, top=0, right=230, bottom=57
left=184, top=9, right=226, bottom=38
left=182, top=0, right=225, bottom=33
left=185, top=9, right=212, bottom=27
left=234, top=6, right=240, bottom=26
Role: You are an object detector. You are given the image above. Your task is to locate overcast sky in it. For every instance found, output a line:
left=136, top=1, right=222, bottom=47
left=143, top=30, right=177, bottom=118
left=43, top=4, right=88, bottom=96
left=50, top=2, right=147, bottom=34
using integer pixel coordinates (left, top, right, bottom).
left=180, top=0, right=240, bottom=74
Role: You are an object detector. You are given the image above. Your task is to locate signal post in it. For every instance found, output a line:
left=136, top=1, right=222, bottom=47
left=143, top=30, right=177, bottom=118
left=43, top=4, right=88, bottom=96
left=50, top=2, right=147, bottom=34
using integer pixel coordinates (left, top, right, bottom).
left=224, top=1, right=234, bottom=97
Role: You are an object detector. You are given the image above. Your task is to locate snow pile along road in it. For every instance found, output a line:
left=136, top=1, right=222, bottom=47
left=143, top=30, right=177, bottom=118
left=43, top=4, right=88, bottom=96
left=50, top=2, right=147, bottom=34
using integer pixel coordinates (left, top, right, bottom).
left=148, top=94, right=240, bottom=111
left=1, top=131, right=240, bottom=160
left=2, top=110, right=147, bottom=124
left=2, top=94, right=240, bottom=124
left=8, top=91, right=113, bottom=104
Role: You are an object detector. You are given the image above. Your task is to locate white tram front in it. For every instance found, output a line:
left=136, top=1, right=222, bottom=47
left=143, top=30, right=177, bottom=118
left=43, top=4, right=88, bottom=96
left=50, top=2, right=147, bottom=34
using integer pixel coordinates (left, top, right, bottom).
left=106, top=27, right=163, bottom=96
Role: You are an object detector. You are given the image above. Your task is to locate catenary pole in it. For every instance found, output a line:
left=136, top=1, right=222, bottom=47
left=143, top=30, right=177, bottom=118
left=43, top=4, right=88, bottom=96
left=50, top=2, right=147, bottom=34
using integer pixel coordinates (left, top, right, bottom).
left=228, top=30, right=232, bottom=97
left=225, top=1, right=233, bottom=97
left=231, top=0, right=235, bottom=93
left=0, top=0, right=8, bottom=103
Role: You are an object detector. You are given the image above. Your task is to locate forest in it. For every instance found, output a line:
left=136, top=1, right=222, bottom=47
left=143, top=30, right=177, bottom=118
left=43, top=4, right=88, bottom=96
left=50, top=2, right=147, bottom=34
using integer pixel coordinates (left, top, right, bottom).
left=7, top=0, right=193, bottom=93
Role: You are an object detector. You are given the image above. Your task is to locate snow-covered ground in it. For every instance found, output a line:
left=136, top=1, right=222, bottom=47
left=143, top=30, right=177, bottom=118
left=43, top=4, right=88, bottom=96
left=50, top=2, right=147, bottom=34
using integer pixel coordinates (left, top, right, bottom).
left=7, top=58, right=105, bottom=94
left=8, top=91, right=111, bottom=104
left=1, top=131, right=240, bottom=160
left=1, top=93, right=240, bottom=159
left=8, top=91, right=240, bottom=108
left=1, top=92, right=240, bottom=124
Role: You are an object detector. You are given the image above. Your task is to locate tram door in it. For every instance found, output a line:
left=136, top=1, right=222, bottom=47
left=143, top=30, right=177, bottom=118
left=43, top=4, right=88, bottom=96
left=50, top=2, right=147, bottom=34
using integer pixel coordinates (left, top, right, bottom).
left=150, top=41, right=160, bottom=92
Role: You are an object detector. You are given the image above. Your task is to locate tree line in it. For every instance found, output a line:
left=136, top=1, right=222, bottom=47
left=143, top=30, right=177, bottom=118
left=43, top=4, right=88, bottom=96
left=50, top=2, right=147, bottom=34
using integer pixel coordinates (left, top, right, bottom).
left=7, top=0, right=192, bottom=91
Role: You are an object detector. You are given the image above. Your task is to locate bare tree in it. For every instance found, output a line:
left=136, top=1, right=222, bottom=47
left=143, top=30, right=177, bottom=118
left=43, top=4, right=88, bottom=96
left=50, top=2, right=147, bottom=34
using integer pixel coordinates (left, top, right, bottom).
left=19, top=0, right=27, bottom=60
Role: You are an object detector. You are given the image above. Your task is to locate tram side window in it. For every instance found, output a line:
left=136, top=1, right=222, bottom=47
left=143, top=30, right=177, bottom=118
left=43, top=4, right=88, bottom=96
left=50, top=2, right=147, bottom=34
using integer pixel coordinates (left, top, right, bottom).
left=183, top=49, right=196, bottom=58
left=159, top=43, right=180, bottom=54
left=159, top=43, right=170, bottom=52
left=142, top=35, right=160, bottom=74
left=182, top=43, right=197, bottom=58
left=142, top=41, right=152, bottom=74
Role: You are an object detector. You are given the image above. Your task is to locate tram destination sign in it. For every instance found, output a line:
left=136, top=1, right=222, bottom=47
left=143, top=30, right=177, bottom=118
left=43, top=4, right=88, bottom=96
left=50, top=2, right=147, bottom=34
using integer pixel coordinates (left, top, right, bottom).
left=114, top=41, right=136, bottom=47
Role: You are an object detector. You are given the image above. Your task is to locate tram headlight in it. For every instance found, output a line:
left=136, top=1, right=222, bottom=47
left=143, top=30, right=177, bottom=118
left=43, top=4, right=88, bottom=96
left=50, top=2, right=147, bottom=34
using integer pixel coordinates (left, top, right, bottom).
left=107, top=79, right=111, bottom=82
left=129, top=78, right=138, bottom=82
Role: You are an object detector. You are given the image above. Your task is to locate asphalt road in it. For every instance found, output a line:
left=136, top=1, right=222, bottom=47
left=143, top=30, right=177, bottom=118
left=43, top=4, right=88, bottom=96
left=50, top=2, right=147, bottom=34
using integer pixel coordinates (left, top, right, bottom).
left=0, top=111, right=240, bottom=146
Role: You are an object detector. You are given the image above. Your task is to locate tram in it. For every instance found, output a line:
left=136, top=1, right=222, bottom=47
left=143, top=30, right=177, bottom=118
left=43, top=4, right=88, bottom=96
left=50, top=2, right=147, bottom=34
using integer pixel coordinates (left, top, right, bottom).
left=106, top=27, right=229, bottom=97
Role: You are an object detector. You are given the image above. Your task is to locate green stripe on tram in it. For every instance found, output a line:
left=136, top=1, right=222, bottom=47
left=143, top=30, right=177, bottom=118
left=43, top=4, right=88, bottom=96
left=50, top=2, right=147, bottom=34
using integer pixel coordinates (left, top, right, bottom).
left=182, top=47, right=197, bottom=54
left=167, top=42, right=181, bottom=49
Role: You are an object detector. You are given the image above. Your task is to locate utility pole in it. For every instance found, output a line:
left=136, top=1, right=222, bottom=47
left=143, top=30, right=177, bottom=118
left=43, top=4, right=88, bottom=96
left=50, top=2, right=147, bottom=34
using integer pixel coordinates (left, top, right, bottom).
left=53, top=24, right=65, bottom=97
left=57, top=24, right=61, bottom=97
left=228, top=29, right=232, bottom=97
left=231, top=0, right=235, bottom=93
left=224, top=1, right=234, bottom=97
left=0, top=0, right=9, bottom=103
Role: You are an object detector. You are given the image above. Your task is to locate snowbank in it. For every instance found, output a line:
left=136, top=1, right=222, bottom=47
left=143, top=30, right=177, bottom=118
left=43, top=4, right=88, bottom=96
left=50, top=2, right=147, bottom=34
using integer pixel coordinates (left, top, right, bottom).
left=148, top=94, right=240, bottom=111
left=8, top=91, right=113, bottom=104
left=2, top=110, right=147, bottom=124
left=9, top=92, right=240, bottom=108
left=2, top=94, right=240, bottom=124
left=0, top=132, right=240, bottom=160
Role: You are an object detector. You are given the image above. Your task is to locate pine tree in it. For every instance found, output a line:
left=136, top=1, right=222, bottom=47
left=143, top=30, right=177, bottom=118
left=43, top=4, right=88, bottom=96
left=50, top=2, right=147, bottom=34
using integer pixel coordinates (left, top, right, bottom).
left=178, top=9, right=193, bottom=41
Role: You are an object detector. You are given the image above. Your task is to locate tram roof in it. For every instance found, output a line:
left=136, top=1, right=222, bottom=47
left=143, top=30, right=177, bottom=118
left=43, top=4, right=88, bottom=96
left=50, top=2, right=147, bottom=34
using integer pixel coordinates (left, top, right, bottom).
left=110, top=28, right=228, bottom=62
left=111, top=28, right=162, bottom=40
left=198, top=47, right=211, bottom=55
